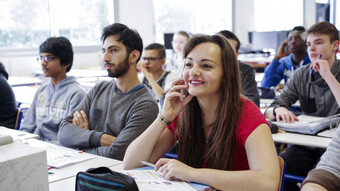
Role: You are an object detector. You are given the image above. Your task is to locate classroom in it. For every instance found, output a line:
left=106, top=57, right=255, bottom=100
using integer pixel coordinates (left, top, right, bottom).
left=1, top=0, right=340, bottom=191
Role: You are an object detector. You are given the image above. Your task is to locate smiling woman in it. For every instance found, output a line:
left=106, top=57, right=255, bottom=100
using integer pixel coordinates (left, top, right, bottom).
left=123, top=34, right=280, bottom=191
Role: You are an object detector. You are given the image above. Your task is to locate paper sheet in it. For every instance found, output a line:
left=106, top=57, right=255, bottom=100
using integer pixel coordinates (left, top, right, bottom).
left=118, top=170, right=196, bottom=191
left=26, top=139, right=94, bottom=168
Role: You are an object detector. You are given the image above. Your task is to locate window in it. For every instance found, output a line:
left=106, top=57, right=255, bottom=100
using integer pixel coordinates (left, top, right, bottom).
left=254, top=0, right=303, bottom=31
left=0, top=0, right=114, bottom=49
left=153, top=0, right=232, bottom=43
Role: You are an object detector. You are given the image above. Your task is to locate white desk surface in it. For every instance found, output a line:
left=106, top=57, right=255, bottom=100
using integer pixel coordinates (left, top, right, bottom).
left=22, top=139, right=122, bottom=183
left=238, top=54, right=274, bottom=64
left=8, top=76, right=41, bottom=87
left=12, top=86, right=39, bottom=105
left=272, top=131, right=332, bottom=148
left=0, top=126, right=40, bottom=141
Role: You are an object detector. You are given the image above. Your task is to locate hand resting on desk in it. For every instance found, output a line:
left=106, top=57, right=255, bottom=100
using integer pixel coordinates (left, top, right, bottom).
left=265, top=106, right=299, bottom=123
left=155, top=158, right=194, bottom=181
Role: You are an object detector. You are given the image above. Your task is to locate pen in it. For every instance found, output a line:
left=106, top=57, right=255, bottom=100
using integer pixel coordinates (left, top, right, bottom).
left=140, top=161, right=155, bottom=168
left=311, top=54, right=322, bottom=74
left=48, top=172, right=54, bottom=175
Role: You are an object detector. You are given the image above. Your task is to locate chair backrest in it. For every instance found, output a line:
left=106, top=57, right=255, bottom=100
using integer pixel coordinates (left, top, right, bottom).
left=278, top=156, right=285, bottom=191
left=15, top=108, right=23, bottom=130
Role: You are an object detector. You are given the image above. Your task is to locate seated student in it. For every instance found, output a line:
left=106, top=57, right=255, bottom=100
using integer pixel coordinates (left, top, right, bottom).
left=166, top=31, right=190, bottom=75
left=58, top=23, right=158, bottom=160
left=138, top=43, right=178, bottom=101
left=20, top=37, right=86, bottom=144
left=123, top=34, right=279, bottom=191
left=261, top=26, right=311, bottom=88
left=218, top=30, right=260, bottom=106
left=264, top=21, right=340, bottom=191
left=0, top=63, right=17, bottom=129
left=301, top=52, right=340, bottom=191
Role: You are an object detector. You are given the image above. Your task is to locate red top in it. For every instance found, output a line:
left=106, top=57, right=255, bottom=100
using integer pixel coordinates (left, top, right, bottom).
left=167, top=98, right=269, bottom=170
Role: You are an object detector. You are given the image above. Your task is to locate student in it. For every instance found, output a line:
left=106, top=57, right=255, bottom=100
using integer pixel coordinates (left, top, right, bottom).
left=138, top=43, right=178, bottom=101
left=0, top=63, right=17, bottom=129
left=58, top=23, right=158, bottom=160
left=301, top=53, right=340, bottom=191
left=123, top=34, right=279, bottom=191
left=20, top=37, right=86, bottom=144
left=218, top=30, right=260, bottom=106
left=261, top=26, right=311, bottom=88
left=264, top=21, right=340, bottom=191
left=166, top=31, right=190, bottom=75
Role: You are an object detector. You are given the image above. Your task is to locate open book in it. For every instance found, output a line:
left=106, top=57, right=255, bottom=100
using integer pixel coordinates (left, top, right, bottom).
left=272, top=114, right=340, bottom=134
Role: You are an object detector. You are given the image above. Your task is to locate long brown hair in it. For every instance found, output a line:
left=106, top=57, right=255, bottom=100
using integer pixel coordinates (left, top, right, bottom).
left=177, top=34, right=243, bottom=170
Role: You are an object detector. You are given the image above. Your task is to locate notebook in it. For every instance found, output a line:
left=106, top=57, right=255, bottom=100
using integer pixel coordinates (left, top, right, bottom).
left=272, top=114, right=340, bottom=135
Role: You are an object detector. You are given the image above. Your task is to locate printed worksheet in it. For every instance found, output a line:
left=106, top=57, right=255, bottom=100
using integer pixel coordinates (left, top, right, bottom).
left=118, top=170, right=195, bottom=191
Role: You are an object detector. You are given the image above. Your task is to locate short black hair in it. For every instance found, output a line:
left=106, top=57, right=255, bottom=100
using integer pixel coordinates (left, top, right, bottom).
left=144, top=43, right=166, bottom=58
left=39, top=37, right=73, bottom=73
left=101, top=23, right=143, bottom=63
left=292, top=26, right=305, bottom=32
left=218, top=30, right=241, bottom=52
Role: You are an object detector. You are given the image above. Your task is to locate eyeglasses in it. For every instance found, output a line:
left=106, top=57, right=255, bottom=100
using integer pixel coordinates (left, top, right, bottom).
left=142, top=57, right=162, bottom=62
left=37, top=56, right=57, bottom=63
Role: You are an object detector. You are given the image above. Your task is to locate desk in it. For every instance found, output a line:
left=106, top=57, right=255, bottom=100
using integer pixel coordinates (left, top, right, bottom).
left=272, top=132, right=332, bottom=148
left=0, top=129, right=123, bottom=189
left=24, top=139, right=122, bottom=183
left=0, top=126, right=39, bottom=141
left=8, top=76, right=41, bottom=87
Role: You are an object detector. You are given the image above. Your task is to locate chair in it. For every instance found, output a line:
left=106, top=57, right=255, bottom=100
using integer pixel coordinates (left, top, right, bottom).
left=15, top=108, right=23, bottom=130
left=278, top=156, right=285, bottom=191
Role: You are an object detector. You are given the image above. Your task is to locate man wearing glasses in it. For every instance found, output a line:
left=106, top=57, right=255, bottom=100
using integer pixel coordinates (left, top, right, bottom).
left=20, top=37, right=86, bottom=144
left=138, top=43, right=178, bottom=101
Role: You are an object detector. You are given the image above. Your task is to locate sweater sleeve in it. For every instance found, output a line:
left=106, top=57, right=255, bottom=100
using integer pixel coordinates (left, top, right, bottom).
left=83, top=99, right=158, bottom=160
left=303, top=169, right=340, bottom=191
left=58, top=86, right=103, bottom=148
left=302, top=127, right=340, bottom=191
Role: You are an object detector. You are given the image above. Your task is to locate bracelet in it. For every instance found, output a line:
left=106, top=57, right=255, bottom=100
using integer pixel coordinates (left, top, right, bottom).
left=273, top=105, right=280, bottom=117
left=158, top=113, right=172, bottom=126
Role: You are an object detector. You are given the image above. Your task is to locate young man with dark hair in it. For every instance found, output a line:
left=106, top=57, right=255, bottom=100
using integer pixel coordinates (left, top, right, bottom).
left=138, top=43, right=178, bottom=100
left=265, top=21, right=340, bottom=191
left=261, top=26, right=311, bottom=88
left=59, top=23, right=158, bottom=160
left=20, top=37, right=86, bottom=144
left=218, top=30, right=260, bottom=106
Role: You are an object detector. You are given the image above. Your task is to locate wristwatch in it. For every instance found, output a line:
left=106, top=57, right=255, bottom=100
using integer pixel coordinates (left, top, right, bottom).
left=272, top=105, right=280, bottom=117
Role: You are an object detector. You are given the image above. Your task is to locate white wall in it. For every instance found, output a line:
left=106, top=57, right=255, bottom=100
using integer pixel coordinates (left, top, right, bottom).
left=115, top=0, right=154, bottom=46
left=234, top=0, right=255, bottom=43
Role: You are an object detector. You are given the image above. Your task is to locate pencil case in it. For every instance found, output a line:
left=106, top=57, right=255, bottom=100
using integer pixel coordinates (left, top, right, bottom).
left=76, top=166, right=139, bottom=191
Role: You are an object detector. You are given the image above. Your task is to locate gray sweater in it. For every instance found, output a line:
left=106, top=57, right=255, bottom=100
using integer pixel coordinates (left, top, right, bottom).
left=303, top=127, right=340, bottom=191
left=58, top=80, right=158, bottom=160
left=270, top=60, right=340, bottom=117
left=20, top=76, right=86, bottom=144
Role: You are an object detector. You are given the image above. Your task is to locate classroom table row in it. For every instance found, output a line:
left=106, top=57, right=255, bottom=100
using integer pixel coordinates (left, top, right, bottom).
left=0, top=126, right=333, bottom=189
